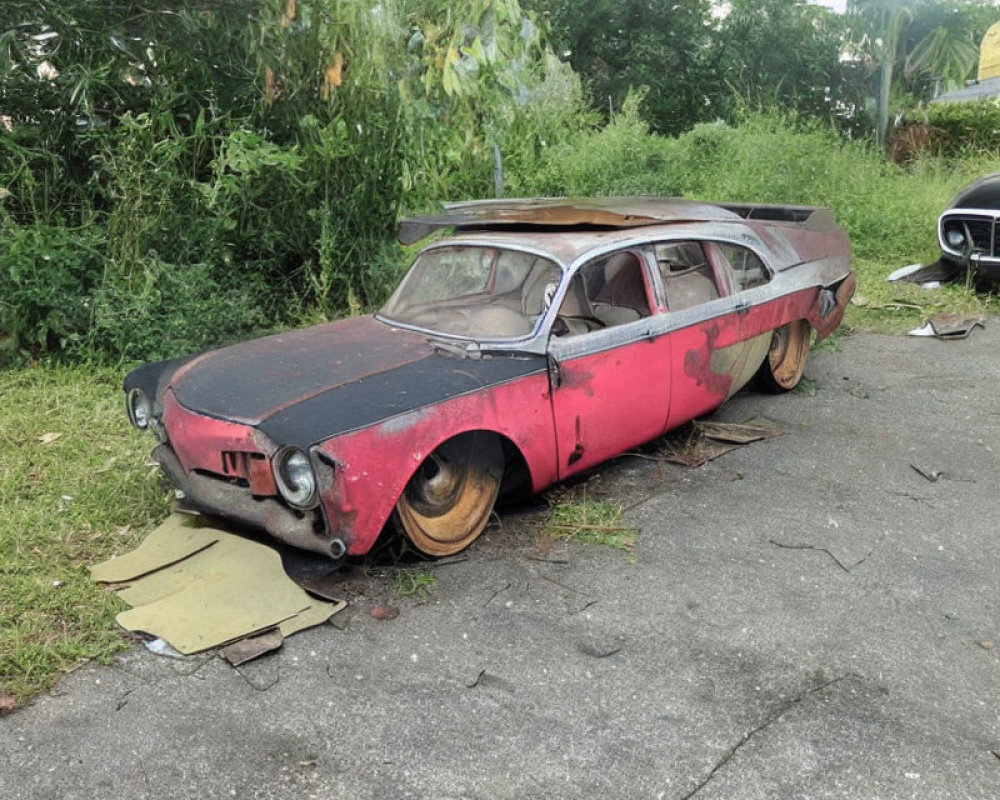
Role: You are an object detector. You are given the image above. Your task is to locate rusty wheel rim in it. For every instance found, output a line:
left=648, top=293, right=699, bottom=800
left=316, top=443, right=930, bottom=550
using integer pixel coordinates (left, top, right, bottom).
left=396, top=433, right=504, bottom=557
left=767, top=319, right=810, bottom=390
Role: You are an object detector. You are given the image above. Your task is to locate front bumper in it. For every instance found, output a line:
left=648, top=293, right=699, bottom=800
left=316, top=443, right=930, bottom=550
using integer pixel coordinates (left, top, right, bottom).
left=153, top=443, right=346, bottom=560
left=938, top=210, right=1000, bottom=283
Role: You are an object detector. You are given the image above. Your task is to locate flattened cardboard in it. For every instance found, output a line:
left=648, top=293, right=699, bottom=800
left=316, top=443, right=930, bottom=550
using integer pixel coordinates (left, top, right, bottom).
left=114, top=536, right=311, bottom=654
left=89, top=515, right=218, bottom=584
left=279, top=599, right=345, bottom=637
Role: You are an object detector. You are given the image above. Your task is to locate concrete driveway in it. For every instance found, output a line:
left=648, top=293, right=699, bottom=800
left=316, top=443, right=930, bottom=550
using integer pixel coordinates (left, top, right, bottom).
left=3, top=327, right=999, bottom=799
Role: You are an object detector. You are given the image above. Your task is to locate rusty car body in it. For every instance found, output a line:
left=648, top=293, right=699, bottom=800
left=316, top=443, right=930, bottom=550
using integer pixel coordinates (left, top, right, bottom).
left=124, top=197, right=854, bottom=561
left=938, top=172, right=1000, bottom=284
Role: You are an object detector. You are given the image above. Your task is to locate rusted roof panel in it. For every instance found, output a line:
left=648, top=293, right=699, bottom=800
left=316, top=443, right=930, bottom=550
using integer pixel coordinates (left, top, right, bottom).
left=398, top=196, right=837, bottom=245
left=398, top=197, right=742, bottom=245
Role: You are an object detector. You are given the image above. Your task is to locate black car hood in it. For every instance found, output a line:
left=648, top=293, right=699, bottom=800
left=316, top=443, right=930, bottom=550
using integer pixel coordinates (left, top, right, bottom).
left=952, top=173, right=1000, bottom=209
left=169, top=316, right=545, bottom=448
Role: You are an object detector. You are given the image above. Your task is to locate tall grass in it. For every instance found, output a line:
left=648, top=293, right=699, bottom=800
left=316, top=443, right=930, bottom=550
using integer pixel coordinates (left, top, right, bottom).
left=0, top=366, right=170, bottom=702
left=513, top=103, right=1000, bottom=328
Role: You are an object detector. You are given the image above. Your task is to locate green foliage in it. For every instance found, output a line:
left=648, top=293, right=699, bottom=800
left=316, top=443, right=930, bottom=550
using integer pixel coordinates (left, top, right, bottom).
left=522, top=90, right=674, bottom=197
left=546, top=499, right=637, bottom=551
left=391, top=569, right=437, bottom=600
left=89, top=259, right=273, bottom=363
left=1, top=0, right=592, bottom=364
left=0, top=224, right=102, bottom=359
left=526, top=0, right=716, bottom=135
left=909, top=99, right=1000, bottom=156
left=714, top=0, right=868, bottom=133
left=846, top=0, right=999, bottom=146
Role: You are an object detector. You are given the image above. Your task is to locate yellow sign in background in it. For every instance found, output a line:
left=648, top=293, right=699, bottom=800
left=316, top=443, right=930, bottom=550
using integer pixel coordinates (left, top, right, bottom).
left=979, top=21, right=1000, bottom=80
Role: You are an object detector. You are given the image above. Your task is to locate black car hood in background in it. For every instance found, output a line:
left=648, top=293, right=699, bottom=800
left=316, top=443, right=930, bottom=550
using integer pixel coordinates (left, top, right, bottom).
left=952, top=173, right=1000, bottom=209
left=170, top=316, right=545, bottom=449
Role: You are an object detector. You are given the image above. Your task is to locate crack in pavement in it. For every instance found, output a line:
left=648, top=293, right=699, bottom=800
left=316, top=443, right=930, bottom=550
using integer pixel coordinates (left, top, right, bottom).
left=678, top=674, right=852, bottom=800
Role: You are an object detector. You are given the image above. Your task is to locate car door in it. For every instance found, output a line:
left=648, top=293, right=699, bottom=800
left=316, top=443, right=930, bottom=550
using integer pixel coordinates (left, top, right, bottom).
left=546, top=249, right=672, bottom=478
left=655, top=240, right=771, bottom=430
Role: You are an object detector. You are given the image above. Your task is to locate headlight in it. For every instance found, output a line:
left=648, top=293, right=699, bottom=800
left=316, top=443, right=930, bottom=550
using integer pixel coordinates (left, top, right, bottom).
left=946, top=229, right=965, bottom=248
left=274, top=448, right=318, bottom=509
left=127, top=388, right=152, bottom=430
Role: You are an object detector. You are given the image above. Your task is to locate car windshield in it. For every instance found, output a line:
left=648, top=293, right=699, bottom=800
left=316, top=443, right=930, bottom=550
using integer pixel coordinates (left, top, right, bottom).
left=379, top=246, right=562, bottom=339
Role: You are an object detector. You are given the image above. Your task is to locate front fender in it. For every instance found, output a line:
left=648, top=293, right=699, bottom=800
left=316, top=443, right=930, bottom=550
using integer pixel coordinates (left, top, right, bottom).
left=314, top=370, right=558, bottom=555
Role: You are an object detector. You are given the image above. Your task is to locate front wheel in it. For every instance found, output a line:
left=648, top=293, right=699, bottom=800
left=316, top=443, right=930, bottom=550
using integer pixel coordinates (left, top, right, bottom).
left=756, top=320, right=810, bottom=393
left=395, top=432, right=504, bottom=557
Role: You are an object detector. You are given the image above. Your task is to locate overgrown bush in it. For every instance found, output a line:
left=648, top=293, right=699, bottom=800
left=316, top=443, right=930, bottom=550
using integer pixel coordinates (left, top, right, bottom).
left=0, top=223, right=104, bottom=359
left=898, top=99, right=1000, bottom=158
left=0, top=0, right=590, bottom=366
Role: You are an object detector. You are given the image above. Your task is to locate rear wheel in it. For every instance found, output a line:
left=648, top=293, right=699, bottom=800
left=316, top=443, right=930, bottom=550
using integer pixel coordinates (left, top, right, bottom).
left=757, top=320, right=810, bottom=392
left=396, top=432, right=504, bottom=557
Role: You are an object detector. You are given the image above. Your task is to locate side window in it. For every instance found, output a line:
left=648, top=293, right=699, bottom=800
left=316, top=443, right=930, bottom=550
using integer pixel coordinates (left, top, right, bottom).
left=554, top=251, right=651, bottom=336
left=717, top=243, right=770, bottom=291
left=655, top=242, right=721, bottom=311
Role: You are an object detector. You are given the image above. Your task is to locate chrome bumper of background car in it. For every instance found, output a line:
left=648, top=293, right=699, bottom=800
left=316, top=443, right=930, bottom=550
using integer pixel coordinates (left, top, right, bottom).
left=152, top=444, right=346, bottom=560
left=939, top=211, right=1000, bottom=266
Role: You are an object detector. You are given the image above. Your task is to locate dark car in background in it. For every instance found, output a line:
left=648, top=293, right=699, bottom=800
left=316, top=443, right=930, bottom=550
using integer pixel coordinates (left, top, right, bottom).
left=938, top=173, right=1000, bottom=283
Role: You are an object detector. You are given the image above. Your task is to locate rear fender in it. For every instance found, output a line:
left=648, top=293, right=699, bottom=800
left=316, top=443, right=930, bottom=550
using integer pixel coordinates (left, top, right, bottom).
left=807, top=272, right=856, bottom=341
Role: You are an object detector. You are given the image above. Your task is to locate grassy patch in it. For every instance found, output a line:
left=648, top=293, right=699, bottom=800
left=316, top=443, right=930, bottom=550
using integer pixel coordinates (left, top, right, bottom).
left=546, top=499, right=638, bottom=552
left=391, top=569, right=437, bottom=601
left=0, top=364, right=170, bottom=705
left=793, top=376, right=818, bottom=396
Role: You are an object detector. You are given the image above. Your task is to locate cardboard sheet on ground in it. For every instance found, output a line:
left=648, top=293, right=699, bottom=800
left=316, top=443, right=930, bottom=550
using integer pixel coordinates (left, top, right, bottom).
left=88, top=515, right=219, bottom=583
left=92, top=515, right=344, bottom=656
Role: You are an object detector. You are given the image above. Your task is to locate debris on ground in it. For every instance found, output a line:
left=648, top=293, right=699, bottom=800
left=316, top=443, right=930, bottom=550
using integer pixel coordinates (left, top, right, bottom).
left=911, top=464, right=944, bottom=482
left=144, top=638, right=185, bottom=659
left=908, top=314, right=985, bottom=340
left=887, top=259, right=961, bottom=286
left=695, top=418, right=783, bottom=445
left=222, top=629, right=284, bottom=666
left=657, top=417, right=783, bottom=468
left=90, top=515, right=345, bottom=662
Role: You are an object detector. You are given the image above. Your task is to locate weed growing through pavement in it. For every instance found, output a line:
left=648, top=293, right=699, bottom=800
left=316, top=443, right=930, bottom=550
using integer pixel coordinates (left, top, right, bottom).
left=391, top=569, right=437, bottom=601
left=793, top=376, right=818, bottom=396
left=545, top=491, right=638, bottom=552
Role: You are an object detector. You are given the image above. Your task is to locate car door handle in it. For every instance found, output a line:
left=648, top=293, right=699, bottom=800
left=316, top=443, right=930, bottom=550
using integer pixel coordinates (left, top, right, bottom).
left=735, top=300, right=750, bottom=316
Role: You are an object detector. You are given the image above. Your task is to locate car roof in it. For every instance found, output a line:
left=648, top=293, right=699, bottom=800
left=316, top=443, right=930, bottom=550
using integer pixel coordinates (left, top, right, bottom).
left=397, top=197, right=743, bottom=247
left=398, top=196, right=837, bottom=265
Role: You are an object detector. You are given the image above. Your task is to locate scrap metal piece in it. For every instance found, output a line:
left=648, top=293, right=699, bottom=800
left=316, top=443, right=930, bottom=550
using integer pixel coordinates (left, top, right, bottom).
left=663, top=417, right=782, bottom=467
left=887, top=260, right=961, bottom=284
left=222, top=628, right=284, bottom=666
left=908, top=314, right=985, bottom=339
left=696, top=419, right=783, bottom=445
left=911, top=464, right=943, bottom=482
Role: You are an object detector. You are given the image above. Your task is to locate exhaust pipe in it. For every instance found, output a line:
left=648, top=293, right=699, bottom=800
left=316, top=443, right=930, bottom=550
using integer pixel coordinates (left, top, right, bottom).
left=328, top=537, right=347, bottom=560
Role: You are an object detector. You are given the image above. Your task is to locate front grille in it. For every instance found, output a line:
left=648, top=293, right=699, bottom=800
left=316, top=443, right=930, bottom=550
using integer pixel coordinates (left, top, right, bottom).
left=941, top=213, right=996, bottom=257
left=220, top=450, right=277, bottom=496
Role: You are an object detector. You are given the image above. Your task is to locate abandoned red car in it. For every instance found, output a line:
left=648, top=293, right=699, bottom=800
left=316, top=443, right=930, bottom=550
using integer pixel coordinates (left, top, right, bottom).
left=124, top=197, right=854, bottom=561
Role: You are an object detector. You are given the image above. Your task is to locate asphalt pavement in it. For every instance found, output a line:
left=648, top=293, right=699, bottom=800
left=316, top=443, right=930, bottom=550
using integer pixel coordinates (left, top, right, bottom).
left=2, top=326, right=999, bottom=800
